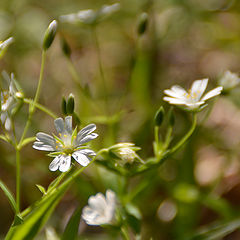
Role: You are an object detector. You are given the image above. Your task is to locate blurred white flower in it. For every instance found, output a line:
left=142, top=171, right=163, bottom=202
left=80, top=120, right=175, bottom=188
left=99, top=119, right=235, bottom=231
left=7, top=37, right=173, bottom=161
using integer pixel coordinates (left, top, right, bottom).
left=163, top=79, right=223, bottom=110
left=219, top=70, right=240, bottom=92
left=0, top=72, right=17, bottom=130
left=82, top=190, right=116, bottom=226
left=59, top=3, right=120, bottom=25
left=33, top=116, right=98, bottom=172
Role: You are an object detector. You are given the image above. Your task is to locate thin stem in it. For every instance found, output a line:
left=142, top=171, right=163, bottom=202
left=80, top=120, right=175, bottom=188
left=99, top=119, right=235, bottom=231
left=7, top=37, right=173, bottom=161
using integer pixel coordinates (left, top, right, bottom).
left=163, top=126, right=173, bottom=150
left=154, top=126, right=159, bottom=146
left=23, top=98, right=57, bottom=119
left=19, top=50, right=47, bottom=147
left=170, top=114, right=197, bottom=154
left=92, top=27, right=108, bottom=112
left=16, top=148, right=20, bottom=213
left=121, top=226, right=130, bottom=240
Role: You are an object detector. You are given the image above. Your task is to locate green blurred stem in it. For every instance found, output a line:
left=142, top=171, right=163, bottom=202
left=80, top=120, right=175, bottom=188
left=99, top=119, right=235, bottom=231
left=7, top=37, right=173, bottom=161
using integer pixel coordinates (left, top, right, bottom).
left=120, top=226, right=130, bottom=240
left=154, top=126, right=159, bottom=146
left=163, top=126, right=173, bottom=150
left=18, top=50, right=46, bottom=148
left=92, top=27, right=108, bottom=112
left=20, top=149, right=107, bottom=218
left=16, top=148, right=20, bottom=213
left=169, top=113, right=197, bottom=155
left=23, top=98, right=57, bottom=119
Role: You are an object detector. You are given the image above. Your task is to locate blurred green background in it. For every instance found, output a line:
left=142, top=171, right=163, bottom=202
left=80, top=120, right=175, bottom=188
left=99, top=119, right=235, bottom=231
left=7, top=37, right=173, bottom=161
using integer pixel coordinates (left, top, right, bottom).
left=1, top=0, right=240, bottom=239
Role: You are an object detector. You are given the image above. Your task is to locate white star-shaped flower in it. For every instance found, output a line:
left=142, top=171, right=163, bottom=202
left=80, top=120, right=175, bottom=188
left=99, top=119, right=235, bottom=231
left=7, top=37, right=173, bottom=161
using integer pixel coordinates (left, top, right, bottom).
left=33, top=116, right=98, bottom=172
left=163, top=79, right=223, bottom=111
left=82, top=190, right=116, bottom=226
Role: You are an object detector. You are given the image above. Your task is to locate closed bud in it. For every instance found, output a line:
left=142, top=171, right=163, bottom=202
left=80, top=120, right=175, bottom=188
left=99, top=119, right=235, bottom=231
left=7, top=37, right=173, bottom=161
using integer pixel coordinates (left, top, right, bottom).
left=137, top=12, right=148, bottom=35
left=154, top=106, right=164, bottom=126
left=43, top=20, right=58, bottom=50
left=168, top=108, right=175, bottom=127
left=61, top=97, right=67, bottom=115
left=66, top=93, right=75, bottom=114
left=60, top=37, right=71, bottom=58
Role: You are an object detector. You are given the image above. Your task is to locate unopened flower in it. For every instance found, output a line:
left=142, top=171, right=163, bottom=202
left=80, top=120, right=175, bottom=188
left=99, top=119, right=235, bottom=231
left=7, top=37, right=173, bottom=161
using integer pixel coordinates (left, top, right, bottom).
left=82, top=190, right=116, bottom=226
left=0, top=72, right=17, bottom=130
left=110, top=143, right=142, bottom=164
left=33, top=116, right=98, bottom=172
left=163, top=79, right=223, bottom=111
left=219, top=70, right=240, bottom=92
left=0, top=37, right=14, bottom=58
left=59, top=3, right=120, bottom=25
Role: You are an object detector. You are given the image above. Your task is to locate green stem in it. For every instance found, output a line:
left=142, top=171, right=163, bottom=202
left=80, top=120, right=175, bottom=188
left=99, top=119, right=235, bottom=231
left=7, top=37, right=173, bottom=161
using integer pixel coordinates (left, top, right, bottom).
left=23, top=98, right=57, bottom=119
left=19, top=50, right=47, bottom=147
left=120, top=226, right=130, bottom=240
left=170, top=113, right=197, bottom=154
left=16, top=148, right=20, bottom=213
left=92, top=27, right=108, bottom=112
left=163, top=126, right=173, bottom=150
left=154, top=126, right=159, bottom=146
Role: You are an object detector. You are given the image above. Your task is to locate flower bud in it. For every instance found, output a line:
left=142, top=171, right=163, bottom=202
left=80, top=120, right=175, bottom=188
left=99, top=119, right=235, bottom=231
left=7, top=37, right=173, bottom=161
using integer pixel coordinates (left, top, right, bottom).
left=43, top=20, right=58, bottom=50
left=66, top=93, right=75, bottom=114
left=137, top=12, right=148, bottom=35
left=61, top=97, right=67, bottom=115
left=60, top=37, right=71, bottom=58
left=154, top=106, right=164, bottom=126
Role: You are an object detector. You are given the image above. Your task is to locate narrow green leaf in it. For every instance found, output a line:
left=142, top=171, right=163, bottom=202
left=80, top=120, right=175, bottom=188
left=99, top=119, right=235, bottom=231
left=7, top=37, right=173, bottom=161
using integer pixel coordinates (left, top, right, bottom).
left=61, top=207, right=82, bottom=240
left=0, top=179, right=17, bottom=213
left=21, top=137, right=36, bottom=148
left=36, top=184, right=46, bottom=195
left=5, top=185, right=68, bottom=240
left=189, top=218, right=240, bottom=240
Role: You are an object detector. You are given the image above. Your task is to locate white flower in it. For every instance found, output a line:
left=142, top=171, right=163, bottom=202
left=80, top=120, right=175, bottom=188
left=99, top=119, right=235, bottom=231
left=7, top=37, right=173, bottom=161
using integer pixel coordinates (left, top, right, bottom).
left=219, top=70, right=240, bottom=92
left=33, top=116, right=98, bottom=172
left=163, top=79, right=223, bottom=110
left=82, top=190, right=116, bottom=226
left=0, top=72, right=17, bottom=130
left=59, top=3, right=120, bottom=25
left=110, top=143, right=141, bottom=164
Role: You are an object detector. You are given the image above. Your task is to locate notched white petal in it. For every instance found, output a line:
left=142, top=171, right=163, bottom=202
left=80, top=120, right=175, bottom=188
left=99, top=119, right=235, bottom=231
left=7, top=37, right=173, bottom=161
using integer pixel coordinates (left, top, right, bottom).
left=59, top=155, right=71, bottom=172
left=72, top=151, right=91, bottom=166
left=49, top=155, right=61, bottom=171
left=54, top=118, right=64, bottom=134
left=65, top=116, right=72, bottom=134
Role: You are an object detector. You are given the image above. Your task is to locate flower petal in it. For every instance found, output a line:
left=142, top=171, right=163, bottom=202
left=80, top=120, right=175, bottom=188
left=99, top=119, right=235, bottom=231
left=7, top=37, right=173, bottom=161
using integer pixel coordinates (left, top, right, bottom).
left=171, top=85, right=187, bottom=96
left=65, top=116, right=72, bottom=134
left=36, top=132, right=55, bottom=147
left=54, top=118, right=64, bottom=134
left=190, top=79, right=208, bottom=100
left=49, top=155, right=61, bottom=171
left=78, top=133, right=98, bottom=145
left=77, top=124, right=96, bottom=139
left=59, top=155, right=71, bottom=172
left=201, top=86, right=223, bottom=101
left=163, top=97, right=187, bottom=105
left=33, top=142, right=55, bottom=151
left=72, top=151, right=91, bottom=166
